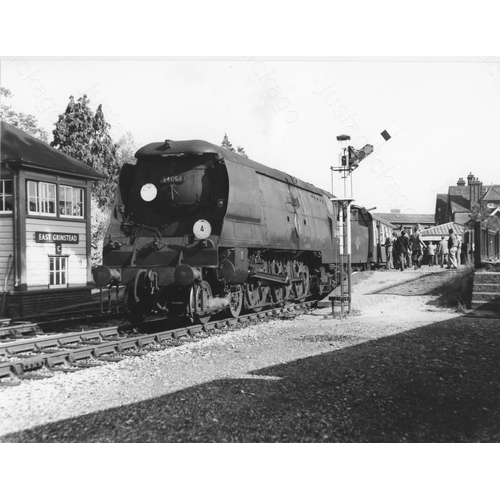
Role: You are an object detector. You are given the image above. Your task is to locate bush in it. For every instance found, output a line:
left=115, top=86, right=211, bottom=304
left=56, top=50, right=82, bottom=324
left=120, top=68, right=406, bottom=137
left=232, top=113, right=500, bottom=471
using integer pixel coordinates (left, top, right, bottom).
left=91, top=195, right=111, bottom=267
left=435, top=265, right=475, bottom=310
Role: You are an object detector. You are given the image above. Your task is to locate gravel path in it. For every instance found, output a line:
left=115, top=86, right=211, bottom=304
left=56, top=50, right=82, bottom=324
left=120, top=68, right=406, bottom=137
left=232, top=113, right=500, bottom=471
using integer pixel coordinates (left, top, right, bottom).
left=1, top=266, right=499, bottom=442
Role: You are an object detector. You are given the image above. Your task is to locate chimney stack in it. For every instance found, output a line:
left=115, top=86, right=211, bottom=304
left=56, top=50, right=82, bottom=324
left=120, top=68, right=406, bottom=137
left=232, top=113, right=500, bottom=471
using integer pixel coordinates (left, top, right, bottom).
left=457, top=178, right=465, bottom=186
left=469, top=174, right=482, bottom=209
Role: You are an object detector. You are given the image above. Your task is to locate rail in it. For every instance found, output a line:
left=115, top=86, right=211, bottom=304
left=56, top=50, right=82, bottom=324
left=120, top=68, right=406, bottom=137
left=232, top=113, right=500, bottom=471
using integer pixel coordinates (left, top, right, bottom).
left=0, top=301, right=315, bottom=386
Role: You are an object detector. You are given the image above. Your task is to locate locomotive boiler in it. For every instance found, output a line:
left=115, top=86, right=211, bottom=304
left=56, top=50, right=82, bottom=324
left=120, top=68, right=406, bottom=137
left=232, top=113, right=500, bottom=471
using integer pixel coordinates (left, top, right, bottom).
left=94, top=139, right=341, bottom=324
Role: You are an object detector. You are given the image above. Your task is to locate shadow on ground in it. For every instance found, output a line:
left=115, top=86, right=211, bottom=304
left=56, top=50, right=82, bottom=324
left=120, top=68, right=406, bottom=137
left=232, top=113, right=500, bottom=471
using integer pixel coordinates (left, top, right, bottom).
left=2, top=315, right=499, bottom=443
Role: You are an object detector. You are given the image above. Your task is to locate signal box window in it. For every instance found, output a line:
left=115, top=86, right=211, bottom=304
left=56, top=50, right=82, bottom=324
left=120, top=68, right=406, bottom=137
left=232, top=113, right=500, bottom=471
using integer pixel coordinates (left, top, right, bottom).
left=59, top=185, right=84, bottom=218
left=27, top=181, right=56, bottom=216
left=0, top=180, right=13, bottom=213
left=49, top=256, right=67, bottom=287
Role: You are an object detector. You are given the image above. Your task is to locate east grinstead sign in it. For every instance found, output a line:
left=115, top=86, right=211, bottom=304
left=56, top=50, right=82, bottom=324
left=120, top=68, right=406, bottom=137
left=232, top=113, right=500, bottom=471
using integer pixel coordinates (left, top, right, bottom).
left=35, top=232, right=80, bottom=244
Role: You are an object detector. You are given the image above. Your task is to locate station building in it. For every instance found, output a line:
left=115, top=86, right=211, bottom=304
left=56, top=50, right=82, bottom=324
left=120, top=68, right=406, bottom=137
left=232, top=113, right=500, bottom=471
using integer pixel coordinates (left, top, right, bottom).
left=372, top=209, right=436, bottom=235
left=1, top=122, right=105, bottom=318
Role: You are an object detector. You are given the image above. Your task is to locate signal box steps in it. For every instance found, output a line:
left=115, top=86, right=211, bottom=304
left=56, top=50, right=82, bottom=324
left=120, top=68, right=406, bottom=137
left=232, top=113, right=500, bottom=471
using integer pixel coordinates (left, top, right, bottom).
left=471, top=271, right=500, bottom=313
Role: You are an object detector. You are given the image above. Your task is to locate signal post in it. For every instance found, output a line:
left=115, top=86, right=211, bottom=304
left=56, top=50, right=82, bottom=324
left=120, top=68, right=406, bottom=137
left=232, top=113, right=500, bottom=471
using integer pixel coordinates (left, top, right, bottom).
left=330, top=134, right=374, bottom=318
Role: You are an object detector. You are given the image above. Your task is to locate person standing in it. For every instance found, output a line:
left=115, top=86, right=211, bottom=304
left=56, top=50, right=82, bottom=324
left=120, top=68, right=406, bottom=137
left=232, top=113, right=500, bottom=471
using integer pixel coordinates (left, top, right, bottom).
left=391, top=231, right=399, bottom=270
left=427, top=241, right=436, bottom=266
left=460, top=238, right=468, bottom=265
left=404, top=231, right=411, bottom=269
left=457, top=239, right=462, bottom=266
left=409, top=226, right=427, bottom=270
left=385, top=234, right=394, bottom=269
left=438, top=236, right=448, bottom=268
left=396, top=230, right=410, bottom=271
left=447, top=228, right=459, bottom=269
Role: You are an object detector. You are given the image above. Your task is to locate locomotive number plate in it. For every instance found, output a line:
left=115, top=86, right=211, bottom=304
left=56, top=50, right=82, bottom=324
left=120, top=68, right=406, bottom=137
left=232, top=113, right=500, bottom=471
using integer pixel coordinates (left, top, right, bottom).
left=160, top=175, right=185, bottom=184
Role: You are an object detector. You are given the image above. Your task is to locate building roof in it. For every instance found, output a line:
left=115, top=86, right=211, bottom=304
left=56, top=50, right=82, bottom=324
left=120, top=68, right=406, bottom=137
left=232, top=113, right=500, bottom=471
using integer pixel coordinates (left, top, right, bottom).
left=435, top=193, right=448, bottom=222
left=1, top=121, right=105, bottom=180
left=454, top=212, right=473, bottom=225
left=483, top=185, right=500, bottom=202
left=373, top=212, right=436, bottom=225
left=370, top=213, right=397, bottom=229
left=448, top=185, right=471, bottom=213
left=420, top=221, right=467, bottom=240
left=442, top=183, right=500, bottom=215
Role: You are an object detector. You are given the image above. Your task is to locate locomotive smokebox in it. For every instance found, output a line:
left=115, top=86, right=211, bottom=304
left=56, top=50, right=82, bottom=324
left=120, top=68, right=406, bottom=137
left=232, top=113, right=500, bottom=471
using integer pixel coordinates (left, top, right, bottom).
left=174, top=264, right=201, bottom=286
left=92, top=266, right=121, bottom=287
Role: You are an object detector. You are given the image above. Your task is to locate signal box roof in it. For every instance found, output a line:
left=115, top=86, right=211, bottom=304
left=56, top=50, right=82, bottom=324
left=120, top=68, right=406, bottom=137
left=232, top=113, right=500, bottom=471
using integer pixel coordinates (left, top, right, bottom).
left=1, top=121, right=105, bottom=180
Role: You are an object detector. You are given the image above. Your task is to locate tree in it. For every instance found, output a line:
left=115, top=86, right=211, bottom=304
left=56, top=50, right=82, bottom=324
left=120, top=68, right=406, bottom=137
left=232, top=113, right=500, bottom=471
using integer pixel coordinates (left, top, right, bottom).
left=221, top=133, right=248, bottom=158
left=51, top=95, right=119, bottom=208
left=221, top=133, right=235, bottom=152
left=115, top=130, right=138, bottom=166
left=51, top=95, right=123, bottom=266
left=90, top=195, right=110, bottom=266
left=0, top=87, right=49, bottom=142
left=237, top=146, right=248, bottom=157
left=469, top=203, right=500, bottom=232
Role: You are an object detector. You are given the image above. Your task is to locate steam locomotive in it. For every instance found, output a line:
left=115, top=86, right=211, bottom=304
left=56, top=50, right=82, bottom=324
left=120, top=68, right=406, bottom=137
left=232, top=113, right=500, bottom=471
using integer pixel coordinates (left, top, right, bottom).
left=93, top=139, right=391, bottom=323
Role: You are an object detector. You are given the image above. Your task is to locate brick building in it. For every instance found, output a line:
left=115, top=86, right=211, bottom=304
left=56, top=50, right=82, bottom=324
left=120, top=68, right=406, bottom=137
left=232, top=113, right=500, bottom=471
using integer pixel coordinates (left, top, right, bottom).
left=435, top=173, right=500, bottom=226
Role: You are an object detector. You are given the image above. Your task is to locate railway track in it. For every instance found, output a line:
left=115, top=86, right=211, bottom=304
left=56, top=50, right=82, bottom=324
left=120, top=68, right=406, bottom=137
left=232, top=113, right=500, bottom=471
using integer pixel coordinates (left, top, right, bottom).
left=0, top=301, right=315, bottom=386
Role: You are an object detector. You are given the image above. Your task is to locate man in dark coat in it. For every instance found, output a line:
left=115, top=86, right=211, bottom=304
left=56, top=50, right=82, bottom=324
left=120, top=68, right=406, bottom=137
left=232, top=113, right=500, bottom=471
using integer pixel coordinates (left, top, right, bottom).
left=396, top=230, right=410, bottom=271
left=409, top=226, right=427, bottom=270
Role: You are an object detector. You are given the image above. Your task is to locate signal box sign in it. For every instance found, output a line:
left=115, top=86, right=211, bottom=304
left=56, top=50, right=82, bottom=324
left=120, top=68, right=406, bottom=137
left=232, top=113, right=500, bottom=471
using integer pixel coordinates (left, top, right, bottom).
left=35, top=232, right=79, bottom=244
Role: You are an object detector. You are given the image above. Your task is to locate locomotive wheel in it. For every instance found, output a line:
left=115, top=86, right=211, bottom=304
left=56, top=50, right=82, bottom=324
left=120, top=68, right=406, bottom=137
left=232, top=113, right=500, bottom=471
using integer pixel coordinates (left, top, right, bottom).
left=271, top=284, right=287, bottom=306
left=189, top=281, right=213, bottom=324
left=245, top=282, right=263, bottom=312
left=293, top=266, right=310, bottom=302
left=226, top=285, right=243, bottom=318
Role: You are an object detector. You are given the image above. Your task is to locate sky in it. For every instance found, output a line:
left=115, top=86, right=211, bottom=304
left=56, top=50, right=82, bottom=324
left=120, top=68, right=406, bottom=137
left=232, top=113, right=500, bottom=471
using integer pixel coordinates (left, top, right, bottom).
left=1, top=0, right=499, bottom=490
left=2, top=56, right=500, bottom=216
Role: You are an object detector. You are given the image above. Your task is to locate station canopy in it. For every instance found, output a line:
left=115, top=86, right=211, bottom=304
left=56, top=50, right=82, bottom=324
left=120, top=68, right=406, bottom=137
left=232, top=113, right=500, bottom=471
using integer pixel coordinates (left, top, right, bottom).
left=1, top=121, right=105, bottom=180
left=419, top=221, right=468, bottom=241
